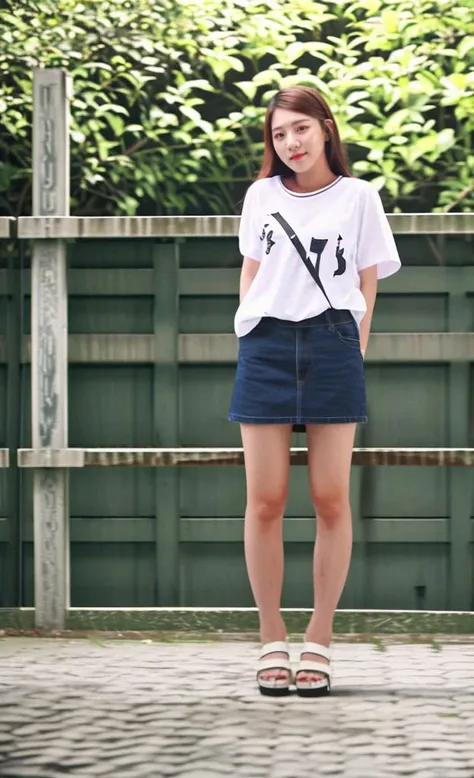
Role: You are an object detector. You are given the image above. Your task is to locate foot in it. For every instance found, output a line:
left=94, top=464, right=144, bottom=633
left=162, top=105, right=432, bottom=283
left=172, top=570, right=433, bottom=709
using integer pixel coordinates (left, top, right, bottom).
left=295, top=639, right=331, bottom=687
left=257, top=639, right=292, bottom=687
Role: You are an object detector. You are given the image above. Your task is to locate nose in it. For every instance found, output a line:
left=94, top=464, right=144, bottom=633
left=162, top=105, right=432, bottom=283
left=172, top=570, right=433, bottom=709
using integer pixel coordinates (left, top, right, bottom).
left=286, top=133, right=300, bottom=151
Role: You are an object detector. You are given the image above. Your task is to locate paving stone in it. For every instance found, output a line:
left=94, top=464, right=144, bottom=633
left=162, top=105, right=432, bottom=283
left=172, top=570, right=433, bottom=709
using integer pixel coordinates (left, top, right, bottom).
left=175, top=772, right=214, bottom=778
left=0, top=768, right=50, bottom=778
left=410, top=769, right=442, bottom=777
left=180, top=763, right=234, bottom=775
left=136, top=767, right=176, bottom=778
left=384, top=764, right=427, bottom=775
left=309, top=766, right=345, bottom=776
left=1, top=638, right=474, bottom=777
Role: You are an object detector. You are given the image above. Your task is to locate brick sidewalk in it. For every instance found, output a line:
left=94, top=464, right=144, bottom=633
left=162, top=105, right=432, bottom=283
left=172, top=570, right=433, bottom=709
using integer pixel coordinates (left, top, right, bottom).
left=0, top=638, right=473, bottom=777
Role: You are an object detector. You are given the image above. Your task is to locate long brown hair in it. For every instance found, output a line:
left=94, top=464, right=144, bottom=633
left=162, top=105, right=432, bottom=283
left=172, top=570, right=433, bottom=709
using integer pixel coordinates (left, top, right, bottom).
left=257, top=86, right=351, bottom=180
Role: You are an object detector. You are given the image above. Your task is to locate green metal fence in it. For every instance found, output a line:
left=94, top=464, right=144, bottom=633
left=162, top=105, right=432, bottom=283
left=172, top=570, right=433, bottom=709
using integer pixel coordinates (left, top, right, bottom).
left=0, top=215, right=473, bottom=618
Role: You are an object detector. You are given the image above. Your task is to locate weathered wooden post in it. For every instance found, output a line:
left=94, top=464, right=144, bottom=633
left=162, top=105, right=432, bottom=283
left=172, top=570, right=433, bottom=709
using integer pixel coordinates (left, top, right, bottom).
left=31, top=69, right=71, bottom=628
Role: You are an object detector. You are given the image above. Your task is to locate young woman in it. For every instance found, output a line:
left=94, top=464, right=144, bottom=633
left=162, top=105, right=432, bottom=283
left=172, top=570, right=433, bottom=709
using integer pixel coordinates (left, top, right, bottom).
left=228, top=86, right=401, bottom=697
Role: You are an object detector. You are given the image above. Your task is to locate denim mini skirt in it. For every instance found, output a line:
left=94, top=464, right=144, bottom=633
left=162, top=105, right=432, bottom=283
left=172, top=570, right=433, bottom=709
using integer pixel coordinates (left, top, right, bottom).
left=228, top=309, right=367, bottom=431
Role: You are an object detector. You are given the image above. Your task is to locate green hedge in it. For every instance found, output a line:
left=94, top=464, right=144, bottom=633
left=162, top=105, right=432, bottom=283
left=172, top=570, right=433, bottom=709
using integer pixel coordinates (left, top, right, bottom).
left=1, top=0, right=473, bottom=216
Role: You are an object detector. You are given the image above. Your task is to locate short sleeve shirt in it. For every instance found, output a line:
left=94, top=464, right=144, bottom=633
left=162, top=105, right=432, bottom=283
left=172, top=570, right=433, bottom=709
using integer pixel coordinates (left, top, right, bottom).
left=235, top=175, right=401, bottom=337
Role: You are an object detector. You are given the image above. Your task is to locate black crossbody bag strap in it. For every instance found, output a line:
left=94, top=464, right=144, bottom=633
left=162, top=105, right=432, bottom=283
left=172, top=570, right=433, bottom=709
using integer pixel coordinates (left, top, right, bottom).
left=271, top=212, right=333, bottom=308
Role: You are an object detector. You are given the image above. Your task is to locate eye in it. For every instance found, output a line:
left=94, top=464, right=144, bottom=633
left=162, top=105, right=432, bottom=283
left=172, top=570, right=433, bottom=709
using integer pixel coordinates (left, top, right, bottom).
left=297, top=125, right=308, bottom=132
left=274, top=132, right=284, bottom=140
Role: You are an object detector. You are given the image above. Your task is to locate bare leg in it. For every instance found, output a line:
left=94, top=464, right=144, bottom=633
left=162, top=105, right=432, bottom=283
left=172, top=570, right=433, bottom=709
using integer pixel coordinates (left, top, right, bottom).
left=241, top=423, right=292, bottom=683
left=298, top=423, right=356, bottom=683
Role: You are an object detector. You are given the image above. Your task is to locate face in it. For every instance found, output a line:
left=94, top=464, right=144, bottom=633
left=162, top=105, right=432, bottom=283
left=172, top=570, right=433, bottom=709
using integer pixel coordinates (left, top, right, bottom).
left=271, top=108, right=330, bottom=173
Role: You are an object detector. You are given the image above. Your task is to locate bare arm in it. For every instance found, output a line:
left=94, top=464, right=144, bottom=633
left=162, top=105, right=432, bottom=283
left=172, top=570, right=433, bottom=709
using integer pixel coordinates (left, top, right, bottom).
left=240, top=256, right=260, bottom=302
left=358, top=265, right=378, bottom=357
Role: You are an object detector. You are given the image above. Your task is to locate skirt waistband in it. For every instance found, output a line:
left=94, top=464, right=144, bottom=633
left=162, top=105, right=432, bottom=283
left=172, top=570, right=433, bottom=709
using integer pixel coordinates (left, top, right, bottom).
left=261, top=309, right=354, bottom=329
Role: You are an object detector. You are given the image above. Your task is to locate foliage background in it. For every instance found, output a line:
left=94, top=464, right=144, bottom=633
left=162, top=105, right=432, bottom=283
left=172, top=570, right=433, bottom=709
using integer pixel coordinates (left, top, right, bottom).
left=0, top=0, right=473, bottom=216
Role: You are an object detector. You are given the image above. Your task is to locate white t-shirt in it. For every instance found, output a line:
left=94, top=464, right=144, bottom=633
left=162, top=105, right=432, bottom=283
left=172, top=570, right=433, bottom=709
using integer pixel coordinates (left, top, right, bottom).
left=234, top=175, right=401, bottom=337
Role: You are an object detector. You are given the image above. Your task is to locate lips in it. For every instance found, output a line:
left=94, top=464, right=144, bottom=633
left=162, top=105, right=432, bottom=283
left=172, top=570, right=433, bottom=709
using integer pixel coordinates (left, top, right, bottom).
left=290, top=153, right=306, bottom=161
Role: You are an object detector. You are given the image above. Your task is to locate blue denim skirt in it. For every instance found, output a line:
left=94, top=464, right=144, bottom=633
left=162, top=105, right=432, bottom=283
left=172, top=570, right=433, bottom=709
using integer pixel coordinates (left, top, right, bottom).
left=228, top=309, right=367, bottom=431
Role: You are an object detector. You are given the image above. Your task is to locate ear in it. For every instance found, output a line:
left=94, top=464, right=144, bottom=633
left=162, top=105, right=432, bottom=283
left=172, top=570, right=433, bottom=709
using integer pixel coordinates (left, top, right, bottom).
left=324, top=119, right=334, bottom=140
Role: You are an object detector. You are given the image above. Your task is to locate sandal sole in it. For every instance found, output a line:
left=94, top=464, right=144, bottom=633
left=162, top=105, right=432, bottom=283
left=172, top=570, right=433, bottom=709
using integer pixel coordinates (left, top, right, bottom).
left=296, top=685, right=330, bottom=698
left=259, top=685, right=291, bottom=697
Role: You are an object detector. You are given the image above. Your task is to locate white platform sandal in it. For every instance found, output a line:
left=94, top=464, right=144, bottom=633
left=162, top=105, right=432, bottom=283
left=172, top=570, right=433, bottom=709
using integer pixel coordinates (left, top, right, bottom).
left=257, top=641, right=292, bottom=697
left=295, top=642, right=332, bottom=697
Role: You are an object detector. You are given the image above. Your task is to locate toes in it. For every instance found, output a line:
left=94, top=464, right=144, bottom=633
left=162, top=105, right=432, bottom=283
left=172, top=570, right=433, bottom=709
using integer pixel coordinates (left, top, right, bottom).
left=296, top=673, right=325, bottom=684
left=261, top=672, right=289, bottom=682
left=259, top=670, right=290, bottom=685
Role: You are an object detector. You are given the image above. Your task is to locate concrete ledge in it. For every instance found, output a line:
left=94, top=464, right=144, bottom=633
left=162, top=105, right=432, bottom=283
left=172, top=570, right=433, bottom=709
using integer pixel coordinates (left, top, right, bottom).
left=0, top=218, right=14, bottom=239
left=1, top=608, right=474, bottom=634
left=16, top=447, right=474, bottom=467
left=18, top=449, right=84, bottom=468
left=17, top=213, right=474, bottom=238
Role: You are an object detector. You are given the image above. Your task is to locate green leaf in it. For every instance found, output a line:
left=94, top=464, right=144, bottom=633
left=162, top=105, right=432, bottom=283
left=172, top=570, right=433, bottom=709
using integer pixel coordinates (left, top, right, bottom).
left=368, top=149, right=384, bottom=162
left=71, top=129, right=86, bottom=143
left=384, top=109, right=411, bottom=134
left=88, top=119, right=105, bottom=133
left=178, top=80, right=215, bottom=93
left=82, top=62, right=113, bottom=71
left=416, top=71, right=439, bottom=93
left=370, top=176, right=386, bottom=191
left=96, top=104, right=129, bottom=117
left=441, top=73, right=468, bottom=95
left=180, top=105, right=202, bottom=124
left=346, top=90, right=370, bottom=105
left=253, top=69, right=283, bottom=87
left=381, top=9, right=399, bottom=34
left=235, top=81, right=257, bottom=101
left=103, top=113, right=125, bottom=135
left=458, top=36, right=474, bottom=59
left=201, top=50, right=244, bottom=81
left=144, top=66, right=165, bottom=74
left=191, top=148, right=212, bottom=161
left=284, top=42, right=307, bottom=63
left=436, top=128, right=456, bottom=153
left=150, top=107, right=178, bottom=127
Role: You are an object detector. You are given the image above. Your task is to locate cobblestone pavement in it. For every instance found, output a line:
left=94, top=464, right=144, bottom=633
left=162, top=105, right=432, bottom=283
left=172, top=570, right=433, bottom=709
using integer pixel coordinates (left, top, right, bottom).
left=0, top=637, right=474, bottom=778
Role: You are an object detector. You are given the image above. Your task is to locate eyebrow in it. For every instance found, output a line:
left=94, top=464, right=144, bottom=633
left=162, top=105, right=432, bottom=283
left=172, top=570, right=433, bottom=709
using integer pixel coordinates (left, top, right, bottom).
left=271, top=119, right=311, bottom=132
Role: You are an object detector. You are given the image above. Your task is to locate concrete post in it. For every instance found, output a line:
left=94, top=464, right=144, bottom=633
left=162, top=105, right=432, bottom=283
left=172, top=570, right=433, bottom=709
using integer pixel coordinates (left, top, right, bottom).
left=32, top=69, right=71, bottom=628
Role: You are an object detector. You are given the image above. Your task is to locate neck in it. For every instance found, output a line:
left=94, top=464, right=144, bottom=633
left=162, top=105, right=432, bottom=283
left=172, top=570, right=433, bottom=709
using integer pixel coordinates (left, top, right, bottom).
left=285, top=166, right=338, bottom=194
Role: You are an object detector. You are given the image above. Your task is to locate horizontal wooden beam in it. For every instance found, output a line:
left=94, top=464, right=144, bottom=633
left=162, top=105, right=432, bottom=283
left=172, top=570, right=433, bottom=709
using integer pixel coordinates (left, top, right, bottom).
left=0, top=267, right=471, bottom=298
left=17, top=447, right=474, bottom=468
left=180, top=517, right=461, bottom=544
left=179, top=267, right=474, bottom=297
left=17, top=213, right=474, bottom=238
left=179, top=332, right=474, bottom=364
left=4, top=517, right=473, bottom=544
left=68, top=269, right=155, bottom=297
left=0, top=332, right=471, bottom=364
left=14, top=518, right=155, bottom=544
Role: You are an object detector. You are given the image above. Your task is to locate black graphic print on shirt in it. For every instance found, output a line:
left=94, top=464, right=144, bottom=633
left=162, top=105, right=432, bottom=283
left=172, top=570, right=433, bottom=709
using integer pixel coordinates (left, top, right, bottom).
left=259, top=224, right=276, bottom=255
left=334, top=234, right=346, bottom=276
left=270, top=212, right=347, bottom=308
left=310, top=236, right=346, bottom=278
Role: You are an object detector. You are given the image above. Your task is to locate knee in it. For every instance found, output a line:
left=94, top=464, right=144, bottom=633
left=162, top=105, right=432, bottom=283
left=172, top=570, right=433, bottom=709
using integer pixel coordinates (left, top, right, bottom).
left=247, top=492, right=286, bottom=524
left=312, top=489, right=350, bottom=525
